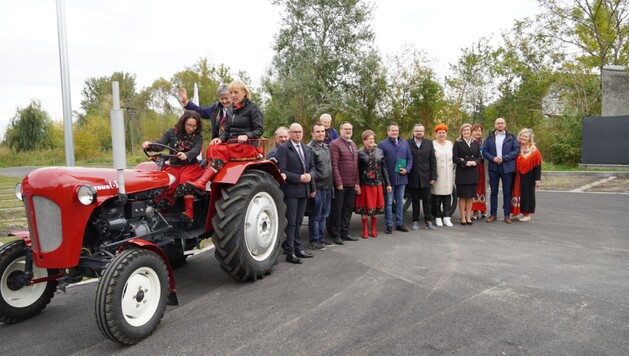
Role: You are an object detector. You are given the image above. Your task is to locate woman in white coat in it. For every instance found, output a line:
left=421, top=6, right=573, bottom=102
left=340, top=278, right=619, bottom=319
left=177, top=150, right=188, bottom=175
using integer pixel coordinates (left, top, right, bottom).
left=431, top=124, right=455, bottom=227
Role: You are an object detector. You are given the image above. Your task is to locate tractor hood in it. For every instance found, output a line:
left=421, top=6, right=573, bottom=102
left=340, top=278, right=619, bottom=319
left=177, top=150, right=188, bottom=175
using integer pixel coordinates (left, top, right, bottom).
left=22, top=167, right=174, bottom=201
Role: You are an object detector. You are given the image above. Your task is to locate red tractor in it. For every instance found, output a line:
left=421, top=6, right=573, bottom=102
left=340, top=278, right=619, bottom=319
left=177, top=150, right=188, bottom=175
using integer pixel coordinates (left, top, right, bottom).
left=0, top=87, right=286, bottom=345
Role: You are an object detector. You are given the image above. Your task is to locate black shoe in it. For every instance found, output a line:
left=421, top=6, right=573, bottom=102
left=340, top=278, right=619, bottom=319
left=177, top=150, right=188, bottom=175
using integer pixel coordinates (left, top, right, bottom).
left=396, top=225, right=408, bottom=232
left=295, top=250, right=314, bottom=258
left=333, top=237, right=345, bottom=245
left=342, top=235, right=358, bottom=241
left=309, top=242, right=325, bottom=251
left=323, top=240, right=334, bottom=246
left=286, top=254, right=302, bottom=264
left=385, top=226, right=392, bottom=234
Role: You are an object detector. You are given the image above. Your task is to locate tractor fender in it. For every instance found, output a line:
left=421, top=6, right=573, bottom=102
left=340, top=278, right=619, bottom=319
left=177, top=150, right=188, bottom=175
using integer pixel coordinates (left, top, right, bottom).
left=123, top=239, right=178, bottom=306
left=212, top=161, right=284, bottom=185
left=7, top=231, right=31, bottom=247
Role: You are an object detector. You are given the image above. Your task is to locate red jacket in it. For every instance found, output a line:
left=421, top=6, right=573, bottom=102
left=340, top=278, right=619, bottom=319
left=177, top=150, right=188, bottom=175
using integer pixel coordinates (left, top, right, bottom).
left=329, top=137, right=359, bottom=187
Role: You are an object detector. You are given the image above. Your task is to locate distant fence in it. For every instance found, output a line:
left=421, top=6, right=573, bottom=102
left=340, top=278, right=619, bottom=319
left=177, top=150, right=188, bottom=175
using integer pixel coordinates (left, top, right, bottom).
left=582, top=116, right=629, bottom=165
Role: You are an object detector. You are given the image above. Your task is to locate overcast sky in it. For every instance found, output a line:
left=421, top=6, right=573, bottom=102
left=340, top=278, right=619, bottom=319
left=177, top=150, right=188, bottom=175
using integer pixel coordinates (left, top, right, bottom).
left=0, top=0, right=540, bottom=138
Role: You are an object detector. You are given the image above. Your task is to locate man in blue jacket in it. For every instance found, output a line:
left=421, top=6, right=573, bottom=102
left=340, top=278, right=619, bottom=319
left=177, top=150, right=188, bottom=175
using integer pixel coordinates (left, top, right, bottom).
left=482, top=118, right=520, bottom=223
left=378, top=123, right=413, bottom=234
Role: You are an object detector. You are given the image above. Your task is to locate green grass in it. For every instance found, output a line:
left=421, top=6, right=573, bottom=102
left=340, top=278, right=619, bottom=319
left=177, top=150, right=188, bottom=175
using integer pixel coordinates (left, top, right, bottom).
left=542, top=162, right=580, bottom=171
left=0, top=176, right=25, bottom=244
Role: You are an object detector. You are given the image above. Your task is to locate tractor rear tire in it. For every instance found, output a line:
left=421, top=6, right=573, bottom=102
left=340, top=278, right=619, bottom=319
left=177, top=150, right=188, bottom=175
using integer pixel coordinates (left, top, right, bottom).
left=95, top=248, right=168, bottom=345
left=0, top=240, right=58, bottom=324
left=213, top=171, right=286, bottom=281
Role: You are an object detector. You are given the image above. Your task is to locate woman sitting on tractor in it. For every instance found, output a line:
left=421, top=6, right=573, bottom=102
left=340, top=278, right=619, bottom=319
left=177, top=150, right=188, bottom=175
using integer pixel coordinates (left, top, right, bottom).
left=183, top=80, right=263, bottom=191
left=142, top=110, right=204, bottom=221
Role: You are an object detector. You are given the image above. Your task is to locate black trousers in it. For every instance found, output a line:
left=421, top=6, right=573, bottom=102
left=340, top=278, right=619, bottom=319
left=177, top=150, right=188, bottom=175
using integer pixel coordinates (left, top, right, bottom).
left=282, top=197, right=307, bottom=253
left=327, top=186, right=356, bottom=239
left=431, top=194, right=452, bottom=218
left=409, top=187, right=433, bottom=223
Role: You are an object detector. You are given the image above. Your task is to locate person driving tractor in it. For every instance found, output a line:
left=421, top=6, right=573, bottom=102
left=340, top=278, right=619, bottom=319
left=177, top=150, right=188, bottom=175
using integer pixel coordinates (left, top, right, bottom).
left=142, top=110, right=204, bottom=221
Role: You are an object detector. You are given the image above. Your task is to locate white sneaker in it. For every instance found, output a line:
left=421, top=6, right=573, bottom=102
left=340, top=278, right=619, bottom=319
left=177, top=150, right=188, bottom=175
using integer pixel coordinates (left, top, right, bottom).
left=519, top=215, right=531, bottom=222
left=435, top=218, right=443, bottom=227
left=443, top=217, right=453, bottom=227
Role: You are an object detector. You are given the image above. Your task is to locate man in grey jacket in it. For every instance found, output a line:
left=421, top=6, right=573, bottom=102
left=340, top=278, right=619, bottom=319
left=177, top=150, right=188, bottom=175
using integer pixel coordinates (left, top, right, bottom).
left=307, top=122, right=333, bottom=250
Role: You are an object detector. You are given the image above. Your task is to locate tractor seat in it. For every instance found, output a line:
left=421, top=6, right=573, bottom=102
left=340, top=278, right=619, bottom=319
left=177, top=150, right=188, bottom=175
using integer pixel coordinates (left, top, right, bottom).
left=229, top=154, right=264, bottom=162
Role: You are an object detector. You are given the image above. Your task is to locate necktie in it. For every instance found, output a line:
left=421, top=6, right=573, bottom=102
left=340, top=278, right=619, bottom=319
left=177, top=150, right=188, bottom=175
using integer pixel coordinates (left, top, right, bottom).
left=296, top=144, right=306, bottom=169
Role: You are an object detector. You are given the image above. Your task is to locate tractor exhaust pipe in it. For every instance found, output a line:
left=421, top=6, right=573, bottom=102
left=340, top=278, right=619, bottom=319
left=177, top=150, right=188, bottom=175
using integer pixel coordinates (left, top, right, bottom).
left=111, top=82, right=127, bottom=203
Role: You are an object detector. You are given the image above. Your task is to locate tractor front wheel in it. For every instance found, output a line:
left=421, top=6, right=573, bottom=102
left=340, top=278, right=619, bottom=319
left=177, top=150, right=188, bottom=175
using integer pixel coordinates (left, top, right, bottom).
left=0, top=240, right=58, bottom=324
left=212, top=171, right=286, bottom=281
left=95, top=248, right=168, bottom=345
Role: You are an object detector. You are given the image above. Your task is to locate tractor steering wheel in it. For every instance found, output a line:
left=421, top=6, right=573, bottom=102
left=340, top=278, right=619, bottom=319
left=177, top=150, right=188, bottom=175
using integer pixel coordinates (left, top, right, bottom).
left=143, top=142, right=181, bottom=168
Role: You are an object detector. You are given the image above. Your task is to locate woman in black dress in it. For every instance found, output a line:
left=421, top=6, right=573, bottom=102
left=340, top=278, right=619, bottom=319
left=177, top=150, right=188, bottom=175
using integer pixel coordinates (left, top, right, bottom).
left=510, top=128, right=542, bottom=221
left=452, top=123, right=481, bottom=225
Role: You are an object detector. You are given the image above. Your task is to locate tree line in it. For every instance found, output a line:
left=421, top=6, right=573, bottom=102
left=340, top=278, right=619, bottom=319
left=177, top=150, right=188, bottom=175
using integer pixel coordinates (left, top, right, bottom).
left=3, top=0, right=628, bottom=166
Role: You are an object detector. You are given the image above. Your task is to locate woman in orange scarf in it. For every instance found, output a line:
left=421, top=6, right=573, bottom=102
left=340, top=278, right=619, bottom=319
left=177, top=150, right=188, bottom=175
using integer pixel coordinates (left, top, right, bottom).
left=511, top=128, right=542, bottom=221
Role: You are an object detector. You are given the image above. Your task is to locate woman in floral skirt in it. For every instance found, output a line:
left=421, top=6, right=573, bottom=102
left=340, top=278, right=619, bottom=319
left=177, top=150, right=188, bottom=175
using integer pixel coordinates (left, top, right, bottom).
left=355, top=130, right=392, bottom=238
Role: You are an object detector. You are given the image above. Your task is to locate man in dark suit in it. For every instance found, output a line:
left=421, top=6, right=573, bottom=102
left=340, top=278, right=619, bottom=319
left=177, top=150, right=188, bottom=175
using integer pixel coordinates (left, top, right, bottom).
left=407, top=124, right=438, bottom=230
left=482, top=118, right=520, bottom=223
left=275, top=123, right=316, bottom=264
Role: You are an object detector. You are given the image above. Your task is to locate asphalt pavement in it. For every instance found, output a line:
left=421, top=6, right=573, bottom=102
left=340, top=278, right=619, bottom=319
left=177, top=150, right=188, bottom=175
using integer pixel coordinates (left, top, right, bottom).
left=2, top=190, right=628, bottom=355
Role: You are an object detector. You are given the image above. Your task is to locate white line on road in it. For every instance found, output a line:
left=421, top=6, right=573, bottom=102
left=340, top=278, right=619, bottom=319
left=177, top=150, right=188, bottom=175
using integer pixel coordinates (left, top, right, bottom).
left=570, top=176, right=617, bottom=192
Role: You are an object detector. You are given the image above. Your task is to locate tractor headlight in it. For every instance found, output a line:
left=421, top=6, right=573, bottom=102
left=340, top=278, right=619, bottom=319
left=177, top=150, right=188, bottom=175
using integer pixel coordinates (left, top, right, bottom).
left=14, top=183, right=22, bottom=201
left=77, top=185, right=97, bottom=205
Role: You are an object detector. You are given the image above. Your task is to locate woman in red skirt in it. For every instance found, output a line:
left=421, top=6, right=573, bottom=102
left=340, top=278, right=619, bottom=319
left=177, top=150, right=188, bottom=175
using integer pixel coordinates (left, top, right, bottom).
left=355, top=130, right=391, bottom=238
left=142, top=110, right=204, bottom=221
left=471, top=124, right=487, bottom=220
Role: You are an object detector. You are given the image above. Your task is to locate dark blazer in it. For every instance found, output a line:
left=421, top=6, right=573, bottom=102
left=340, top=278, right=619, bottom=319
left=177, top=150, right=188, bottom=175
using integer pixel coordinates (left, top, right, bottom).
left=407, top=138, right=437, bottom=189
left=276, top=141, right=316, bottom=198
left=452, top=139, right=481, bottom=185
left=184, top=101, right=226, bottom=139
left=482, top=130, right=520, bottom=174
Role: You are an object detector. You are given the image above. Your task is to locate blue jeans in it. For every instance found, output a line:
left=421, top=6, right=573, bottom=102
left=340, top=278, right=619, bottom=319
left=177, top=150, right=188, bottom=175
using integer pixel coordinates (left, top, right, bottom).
left=308, top=189, right=331, bottom=243
left=385, top=184, right=406, bottom=227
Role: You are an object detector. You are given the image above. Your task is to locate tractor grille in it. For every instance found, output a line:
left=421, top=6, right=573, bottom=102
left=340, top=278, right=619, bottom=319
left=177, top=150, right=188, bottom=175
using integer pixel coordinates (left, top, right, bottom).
left=27, top=196, right=63, bottom=253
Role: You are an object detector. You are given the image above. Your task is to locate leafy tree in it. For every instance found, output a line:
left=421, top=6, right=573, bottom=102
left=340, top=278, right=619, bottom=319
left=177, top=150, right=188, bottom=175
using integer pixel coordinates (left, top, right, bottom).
left=486, top=19, right=560, bottom=131
left=171, top=58, right=233, bottom=110
left=267, top=0, right=377, bottom=133
left=74, top=115, right=112, bottom=160
left=345, top=48, right=388, bottom=135
left=386, top=46, right=445, bottom=136
left=3, top=100, right=55, bottom=152
left=446, top=39, right=495, bottom=124
left=537, top=0, right=629, bottom=74
left=79, top=72, right=138, bottom=120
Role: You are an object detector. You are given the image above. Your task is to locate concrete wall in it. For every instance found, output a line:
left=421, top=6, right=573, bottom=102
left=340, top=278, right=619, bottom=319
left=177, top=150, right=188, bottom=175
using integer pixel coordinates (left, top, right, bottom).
left=602, top=65, right=629, bottom=116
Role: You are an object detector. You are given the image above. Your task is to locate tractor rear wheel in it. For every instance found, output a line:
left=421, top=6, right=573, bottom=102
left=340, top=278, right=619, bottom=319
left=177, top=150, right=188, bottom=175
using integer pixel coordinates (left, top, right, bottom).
left=212, top=171, right=286, bottom=281
left=0, top=240, right=58, bottom=324
left=95, top=248, right=168, bottom=345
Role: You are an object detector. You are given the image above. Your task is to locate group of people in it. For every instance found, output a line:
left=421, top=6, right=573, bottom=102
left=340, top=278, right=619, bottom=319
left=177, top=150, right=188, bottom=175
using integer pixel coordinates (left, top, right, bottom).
left=142, top=80, right=264, bottom=222
left=143, top=81, right=543, bottom=266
